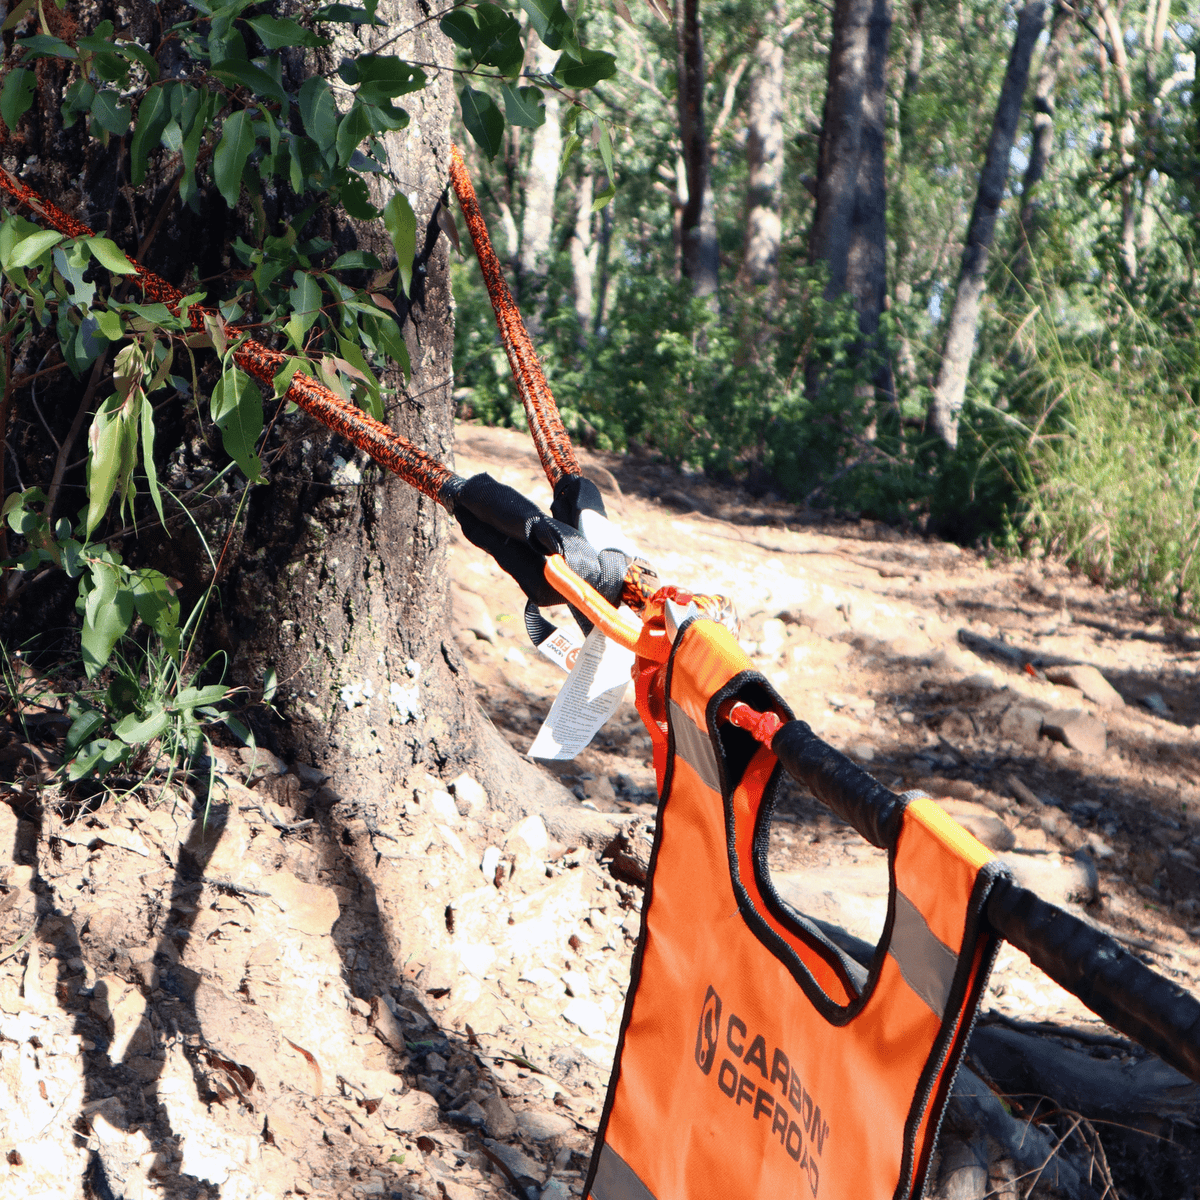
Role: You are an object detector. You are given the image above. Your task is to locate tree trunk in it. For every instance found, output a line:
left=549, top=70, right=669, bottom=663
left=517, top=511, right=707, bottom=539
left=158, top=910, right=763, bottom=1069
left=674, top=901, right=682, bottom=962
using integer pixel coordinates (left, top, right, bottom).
left=517, top=38, right=563, bottom=333
left=892, top=0, right=925, bottom=387
left=929, top=0, right=1046, bottom=449
left=808, top=0, right=893, bottom=399
left=676, top=0, right=720, bottom=303
left=738, top=1, right=786, bottom=299
left=1011, top=1, right=1074, bottom=285
left=570, top=173, right=598, bottom=332
left=1094, top=0, right=1138, bottom=281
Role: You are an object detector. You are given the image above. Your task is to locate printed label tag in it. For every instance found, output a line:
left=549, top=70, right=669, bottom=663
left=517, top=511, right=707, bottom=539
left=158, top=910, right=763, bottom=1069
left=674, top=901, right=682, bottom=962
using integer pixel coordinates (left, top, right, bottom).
left=528, top=623, right=635, bottom=761
left=536, top=625, right=584, bottom=673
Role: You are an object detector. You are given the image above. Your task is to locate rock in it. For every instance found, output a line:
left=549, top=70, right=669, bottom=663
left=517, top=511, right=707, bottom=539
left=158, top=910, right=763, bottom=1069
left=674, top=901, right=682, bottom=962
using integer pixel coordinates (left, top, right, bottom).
left=371, top=996, right=406, bottom=1051
left=379, top=1089, right=440, bottom=1134
left=936, top=801, right=1016, bottom=852
left=776, top=601, right=845, bottom=641
left=542, top=1180, right=572, bottom=1200
left=1166, top=849, right=1200, bottom=897
left=261, top=870, right=340, bottom=937
left=1044, top=664, right=1125, bottom=710
left=427, top=790, right=460, bottom=826
left=758, top=618, right=787, bottom=657
left=484, top=1138, right=545, bottom=1185
left=561, top=970, right=590, bottom=998
left=450, top=773, right=489, bottom=817
left=0, top=803, right=19, bottom=867
left=506, top=815, right=549, bottom=857
left=481, top=845, right=502, bottom=884
left=518, top=1111, right=574, bottom=1140
left=451, top=582, right=496, bottom=643
left=290, top=762, right=329, bottom=787
left=1143, top=691, right=1172, bottom=717
left=562, top=998, right=606, bottom=1037
left=109, top=988, right=151, bottom=1061
left=482, top=1094, right=518, bottom=1138
left=996, top=851, right=1099, bottom=906
left=999, top=704, right=1044, bottom=747
left=1041, top=709, right=1106, bottom=758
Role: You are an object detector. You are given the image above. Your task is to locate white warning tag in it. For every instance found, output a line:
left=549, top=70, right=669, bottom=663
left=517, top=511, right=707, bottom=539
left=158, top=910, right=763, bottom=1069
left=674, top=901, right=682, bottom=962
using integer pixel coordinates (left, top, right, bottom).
left=536, top=625, right=584, bottom=673
left=528, top=623, right=635, bottom=761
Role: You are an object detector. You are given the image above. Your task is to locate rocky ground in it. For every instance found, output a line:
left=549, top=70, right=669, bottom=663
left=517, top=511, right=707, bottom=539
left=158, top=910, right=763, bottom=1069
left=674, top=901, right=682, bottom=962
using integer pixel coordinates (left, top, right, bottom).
left=2, top=421, right=1200, bottom=1200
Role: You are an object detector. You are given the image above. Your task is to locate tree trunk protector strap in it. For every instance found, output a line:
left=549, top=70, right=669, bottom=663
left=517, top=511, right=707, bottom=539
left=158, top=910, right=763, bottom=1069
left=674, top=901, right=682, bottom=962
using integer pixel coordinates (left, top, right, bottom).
left=448, top=144, right=582, bottom=489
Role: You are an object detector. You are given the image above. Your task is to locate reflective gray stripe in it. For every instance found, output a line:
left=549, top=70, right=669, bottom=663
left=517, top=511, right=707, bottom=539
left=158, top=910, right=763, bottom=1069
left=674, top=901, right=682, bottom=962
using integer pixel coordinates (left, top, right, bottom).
left=669, top=700, right=721, bottom=792
left=889, top=889, right=959, bottom=1018
left=591, top=1142, right=659, bottom=1200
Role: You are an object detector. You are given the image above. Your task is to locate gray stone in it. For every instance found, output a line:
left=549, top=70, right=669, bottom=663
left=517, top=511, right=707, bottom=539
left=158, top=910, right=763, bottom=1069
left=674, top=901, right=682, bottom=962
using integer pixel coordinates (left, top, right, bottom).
left=999, top=704, right=1044, bottom=747
left=1044, top=664, right=1125, bottom=710
left=1041, top=709, right=1106, bottom=758
left=776, top=601, right=846, bottom=641
left=518, top=1111, right=575, bottom=1141
left=483, top=1138, right=544, bottom=1183
left=482, top=1094, right=518, bottom=1138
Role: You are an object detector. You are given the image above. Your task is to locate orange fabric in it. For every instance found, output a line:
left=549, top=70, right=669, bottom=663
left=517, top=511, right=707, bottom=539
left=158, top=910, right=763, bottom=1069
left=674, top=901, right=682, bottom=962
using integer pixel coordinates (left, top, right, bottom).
left=590, top=618, right=1001, bottom=1200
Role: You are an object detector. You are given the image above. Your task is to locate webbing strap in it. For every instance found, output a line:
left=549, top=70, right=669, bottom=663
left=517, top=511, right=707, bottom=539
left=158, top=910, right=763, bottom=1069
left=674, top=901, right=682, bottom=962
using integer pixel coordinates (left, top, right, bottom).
left=448, top=145, right=581, bottom=489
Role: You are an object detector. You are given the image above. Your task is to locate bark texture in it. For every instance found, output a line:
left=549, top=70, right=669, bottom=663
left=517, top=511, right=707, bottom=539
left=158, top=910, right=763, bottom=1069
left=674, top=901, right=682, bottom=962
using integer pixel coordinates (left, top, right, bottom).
left=676, top=0, right=720, bottom=302
left=739, top=2, right=786, bottom=296
left=929, top=0, right=1046, bottom=449
left=1012, top=1, right=1074, bottom=284
left=518, top=36, right=563, bottom=327
left=569, top=172, right=598, bottom=331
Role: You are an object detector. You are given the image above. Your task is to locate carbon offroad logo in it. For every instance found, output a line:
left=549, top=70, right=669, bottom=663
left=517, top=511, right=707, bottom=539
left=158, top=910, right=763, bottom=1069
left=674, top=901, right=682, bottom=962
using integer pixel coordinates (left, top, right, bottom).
left=694, top=985, right=721, bottom=1075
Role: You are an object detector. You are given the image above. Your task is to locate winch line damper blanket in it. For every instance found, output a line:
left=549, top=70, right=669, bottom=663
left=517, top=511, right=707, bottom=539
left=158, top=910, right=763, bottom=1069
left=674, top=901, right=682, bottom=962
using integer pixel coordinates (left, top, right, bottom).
left=4, top=151, right=1200, bottom=1200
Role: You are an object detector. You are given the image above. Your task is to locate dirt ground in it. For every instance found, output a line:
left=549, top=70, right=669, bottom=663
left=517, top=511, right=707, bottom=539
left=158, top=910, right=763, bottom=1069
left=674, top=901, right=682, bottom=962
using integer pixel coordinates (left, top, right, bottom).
left=2, top=421, right=1199, bottom=1200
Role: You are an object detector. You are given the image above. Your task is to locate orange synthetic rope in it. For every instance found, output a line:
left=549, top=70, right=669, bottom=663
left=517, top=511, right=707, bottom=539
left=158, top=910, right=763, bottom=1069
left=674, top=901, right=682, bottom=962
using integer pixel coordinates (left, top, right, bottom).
left=0, top=166, right=457, bottom=503
left=448, top=144, right=581, bottom=490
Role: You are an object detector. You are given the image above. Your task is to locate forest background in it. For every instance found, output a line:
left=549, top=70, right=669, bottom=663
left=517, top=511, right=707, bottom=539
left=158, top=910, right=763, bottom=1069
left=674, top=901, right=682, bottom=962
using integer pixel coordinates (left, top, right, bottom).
left=451, top=0, right=1200, bottom=618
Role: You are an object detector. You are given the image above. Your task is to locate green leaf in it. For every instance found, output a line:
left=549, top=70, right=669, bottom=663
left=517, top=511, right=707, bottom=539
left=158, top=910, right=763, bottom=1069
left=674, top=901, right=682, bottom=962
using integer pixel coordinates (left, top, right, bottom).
left=81, top=562, right=135, bottom=678
left=1, top=67, right=35, bottom=130
left=299, top=76, right=338, bottom=156
left=67, top=738, right=129, bottom=780
left=65, top=708, right=106, bottom=754
left=209, top=364, right=264, bottom=481
left=500, top=83, right=545, bottom=129
left=335, top=103, right=373, bottom=166
left=272, top=356, right=303, bottom=396
left=128, top=568, right=180, bottom=658
left=113, top=708, right=171, bottom=746
left=16, top=34, right=76, bottom=59
left=214, top=107, right=257, bottom=208
left=554, top=48, right=617, bottom=88
left=440, top=9, right=481, bottom=51
left=558, top=130, right=582, bottom=178
left=246, top=15, right=325, bottom=48
left=175, top=684, right=230, bottom=709
left=262, top=666, right=278, bottom=704
left=472, top=4, right=524, bottom=75
left=4, top=228, right=61, bottom=270
left=129, top=85, right=172, bottom=186
left=459, top=86, right=505, bottom=160
left=289, top=270, right=323, bottom=342
left=211, top=60, right=288, bottom=107
left=90, top=90, right=131, bottom=135
left=312, top=3, right=386, bottom=23
left=518, top=0, right=580, bottom=59
left=591, top=179, right=616, bottom=211
left=598, top=119, right=614, bottom=181
left=354, top=55, right=426, bottom=104
left=85, top=399, right=123, bottom=535
left=383, top=192, right=416, bottom=298
left=327, top=250, right=383, bottom=270
left=139, top=386, right=166, bottom=526
left=340, top=173, right=379, bottom=220
left=84, top=236, right=137, bottom=275
left=91, top=308, right=124, bottom=341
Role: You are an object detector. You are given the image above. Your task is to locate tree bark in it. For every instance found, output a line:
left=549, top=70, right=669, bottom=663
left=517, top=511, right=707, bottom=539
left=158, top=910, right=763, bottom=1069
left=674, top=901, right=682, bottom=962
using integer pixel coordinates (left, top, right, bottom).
left=738, top=2, right=785, bottom=299
left=1011, top=1, right=1074, bottom=285
left=676, top=0, right=720, bottom=303
left=569, top=173, right=598, bottom=332
left=518, top=38, right=563, bottom=333
left=929, top=0, right=1046, bottom=449
left=808, top=0, right=893, bottom=400
left=892, top=0, right=925, bottom=387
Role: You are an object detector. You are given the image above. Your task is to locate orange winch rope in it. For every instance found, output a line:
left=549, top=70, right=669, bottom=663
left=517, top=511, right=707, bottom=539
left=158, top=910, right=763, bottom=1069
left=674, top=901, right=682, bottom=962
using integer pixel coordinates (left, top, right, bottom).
left=448, top=144, right=581, bottom=490
left=0, top=166, right=457, bottom=503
